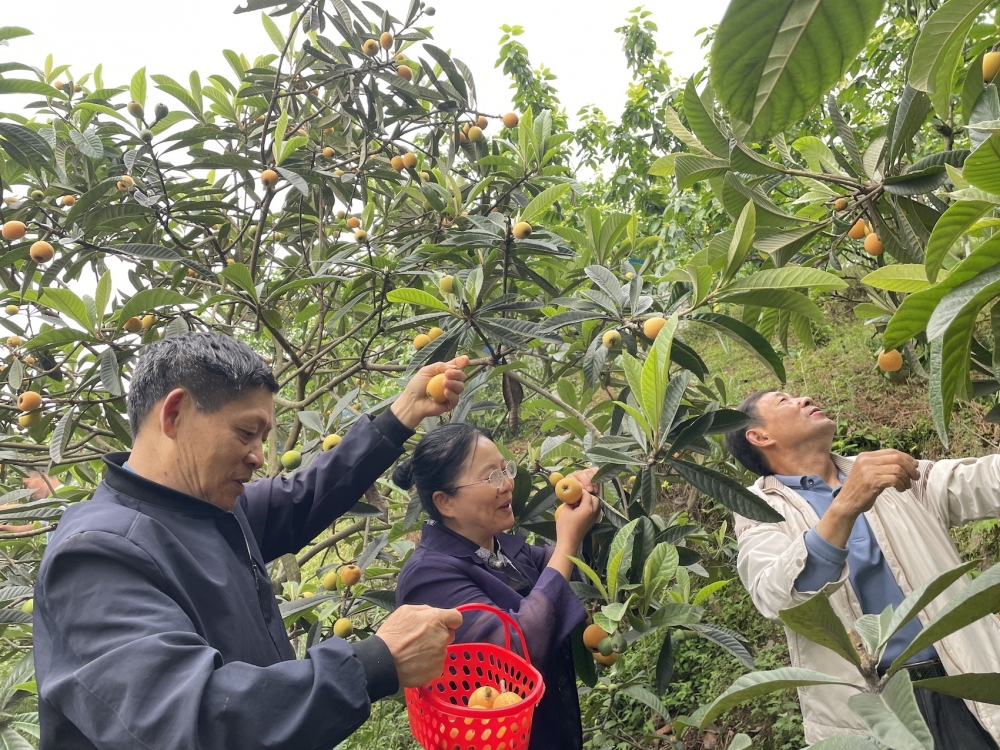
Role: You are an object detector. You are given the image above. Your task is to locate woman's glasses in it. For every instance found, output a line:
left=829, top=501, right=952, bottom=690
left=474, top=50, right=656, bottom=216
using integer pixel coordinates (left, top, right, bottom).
left=453, top=460, right=517, bottom=491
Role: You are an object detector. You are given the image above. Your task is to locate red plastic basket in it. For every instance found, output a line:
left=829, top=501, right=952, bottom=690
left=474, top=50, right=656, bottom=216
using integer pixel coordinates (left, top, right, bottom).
left=405, top=603, right=545, bottom=750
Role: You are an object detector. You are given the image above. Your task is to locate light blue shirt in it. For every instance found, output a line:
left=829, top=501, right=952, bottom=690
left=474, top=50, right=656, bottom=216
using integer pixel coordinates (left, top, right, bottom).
left=776, top=473, right=937, bottom=670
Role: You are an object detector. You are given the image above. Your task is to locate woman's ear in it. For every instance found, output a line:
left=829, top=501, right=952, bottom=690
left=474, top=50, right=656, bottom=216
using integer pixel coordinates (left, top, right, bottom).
left=432, top=490, right=457, bottom=520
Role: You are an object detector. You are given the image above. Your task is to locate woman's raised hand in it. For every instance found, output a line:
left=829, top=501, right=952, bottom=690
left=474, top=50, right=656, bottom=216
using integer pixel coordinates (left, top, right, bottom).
left=554, top=468, right=601, bottom=550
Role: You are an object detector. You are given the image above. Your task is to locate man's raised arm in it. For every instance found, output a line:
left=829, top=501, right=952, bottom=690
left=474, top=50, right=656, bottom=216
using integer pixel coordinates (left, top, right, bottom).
left=242, top=357, right=468, bottom=561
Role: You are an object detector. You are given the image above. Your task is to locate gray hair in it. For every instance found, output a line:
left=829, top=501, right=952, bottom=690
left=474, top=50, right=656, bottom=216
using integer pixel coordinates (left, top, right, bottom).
left=126, top=332, right=279, bottom=435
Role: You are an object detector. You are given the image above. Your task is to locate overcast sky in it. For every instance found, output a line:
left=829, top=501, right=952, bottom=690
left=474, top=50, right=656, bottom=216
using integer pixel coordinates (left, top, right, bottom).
left=2, top=0, right=727, bottom=124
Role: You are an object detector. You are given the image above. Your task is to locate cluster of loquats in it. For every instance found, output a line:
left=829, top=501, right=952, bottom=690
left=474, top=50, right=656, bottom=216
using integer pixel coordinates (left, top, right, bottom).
left=466, top=685, right=523, bottom=710
left=413, top=325, right=444, bottom=351
left=1, top=220, right=57, bottom=265
left=581, top=622, right=627, bottom=666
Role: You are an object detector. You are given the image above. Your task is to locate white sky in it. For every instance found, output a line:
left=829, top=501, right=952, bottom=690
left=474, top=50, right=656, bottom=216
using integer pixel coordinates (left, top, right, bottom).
left=1, top=1, right=726, bottom=303
left=2, top=0, right=727, bottom=125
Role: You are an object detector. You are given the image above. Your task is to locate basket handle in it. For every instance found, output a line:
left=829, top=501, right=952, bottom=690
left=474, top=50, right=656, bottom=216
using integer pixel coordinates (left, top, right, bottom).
left=456, top=603, right=532, bottom=665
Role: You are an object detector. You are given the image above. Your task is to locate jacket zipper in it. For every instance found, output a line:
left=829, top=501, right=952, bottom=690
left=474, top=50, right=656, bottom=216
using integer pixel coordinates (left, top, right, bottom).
left=234, top=515, right=261, bottom=595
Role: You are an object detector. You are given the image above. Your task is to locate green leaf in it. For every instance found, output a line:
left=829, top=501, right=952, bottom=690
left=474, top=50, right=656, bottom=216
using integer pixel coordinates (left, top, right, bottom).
left=718, top=289, right=825, bottom=321
left=723, top=266, right=847, bottom=292
left=219, top=262, right=258, bottom=303
left=675, top=154, right=730, bottom=189
left=912, top=673, right=1000, bottom=704
left=664, top=106, right=710, bottom=155
left=683, top=80, right=730, bottom=158
left=99, top=348, right=123, bottom=397
left=621, top=351, right=646, bottom=415
left=883, top=165, right=948, bottom=196
left=755, top=223, right=829, bottom=267
left=924, top=200, right=993, bottom=282
left=890, top=562, right=1000, bottom=671
left=909, top=0, right=992, bottom=117
left=729, top=140, right=785, bottom=176
left=640, top=314, right=677, bottom=430
left=926, top=261, right=1000, bottom=340
left=655, top=629, right=674, bottom=692
left=119, top=289, right=195, bottom=325
left=778, top=592, right=861, bottom=666
left=862, top=264, right=939, bottom=293
left=0, top=123, right=53, bottom=170
left=692, top=579, right=731, bottom=607
left=968, top=84, right=999, bottom=151
left=648, top=154, right=676, bottom=177
left=643, top=542, right=679, bottom=597
left=0, top=79, right=62, bottom=98
left=0, top=726, right=34, bottom=750
left=964, top=133, right=1000, bottom=195
left=722, top=202, right=756, bottom=285
left=607, top=519, right=639, bottom=599
left=879, top=560, right=978, bottom=650
left=698, top=667, right=859, bottom=728
left=107, top=243, right=182, bottom=263
left=884, top=232, right=1000, bottom=350
left=567, top=556, right=609, bottom=602
left=94, top=271, right=111, bottom=325
left=888, top=86, right=932, bottom=165
left=666, top=458, right=784, bottom=522
left=69, top=128, right=104, bottom=159
left=792, top=135, right=842, bottom=173
left=0, top=27, right=32, bottom=43
left=688, top=622, right=755, bottom=669
left=618, top=684, right=670, bottom=719
left=41, top=288, right=93, bottom=333
left=688, top=312, right=787, bottom=382
left=261, top=12, right=286, bottom=52
left=659, top=371, right=692, bottom=447
left=709, top=0, right=886, bottom=140
left=847, top=671, right=933, bottom=750
left=130, top=67, right=146, bottom=108
left=519, top=183, right=569, bottom=224
left=385, top=288, right=450, bottom=312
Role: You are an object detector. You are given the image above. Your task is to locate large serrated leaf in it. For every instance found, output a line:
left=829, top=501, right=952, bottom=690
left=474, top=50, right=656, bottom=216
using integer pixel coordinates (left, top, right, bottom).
left=847, top=671, right=933, bottom=750
left=666, top=458, right=783, bottom=522
left=519, top=183, right=569, bottom=225
left=699, top=667, right=859, bottom=728
left=779, top=592, right=861, bottom=666
left=688, top=312, right=787, bottom=383
left=710, top=0, right=886, bottom=140
left=909, top=0, right=993, bottom=117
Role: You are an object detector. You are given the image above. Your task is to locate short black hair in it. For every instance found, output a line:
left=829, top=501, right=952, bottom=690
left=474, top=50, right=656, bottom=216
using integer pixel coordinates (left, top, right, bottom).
left=391, top=423, right=493, bottom=522
left=127, top=332, right=278, bottom=435
left=724, top=390, right=776, bottom=476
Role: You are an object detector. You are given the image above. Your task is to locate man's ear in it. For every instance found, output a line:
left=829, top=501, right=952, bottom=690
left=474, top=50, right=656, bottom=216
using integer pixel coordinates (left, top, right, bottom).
left=745, top=427, right=776, bottom=450
left=432, top=490, right=457, bottom=520
left=158, top=388, right=189, bottom=440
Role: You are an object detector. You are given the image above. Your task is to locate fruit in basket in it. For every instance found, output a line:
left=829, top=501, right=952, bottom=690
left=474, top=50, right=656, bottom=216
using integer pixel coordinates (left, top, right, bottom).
left=468, top=685, right=497, bottom=708
left=493, top=691, right=522, bottom=707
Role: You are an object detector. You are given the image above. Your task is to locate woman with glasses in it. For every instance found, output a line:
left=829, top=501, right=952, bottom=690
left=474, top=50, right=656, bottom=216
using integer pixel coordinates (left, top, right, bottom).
left=393, top=423, right=600, bottom=750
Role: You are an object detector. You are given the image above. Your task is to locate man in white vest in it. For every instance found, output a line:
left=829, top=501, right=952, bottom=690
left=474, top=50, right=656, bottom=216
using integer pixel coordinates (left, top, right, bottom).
left=725, top=390, right=1000, bottom=748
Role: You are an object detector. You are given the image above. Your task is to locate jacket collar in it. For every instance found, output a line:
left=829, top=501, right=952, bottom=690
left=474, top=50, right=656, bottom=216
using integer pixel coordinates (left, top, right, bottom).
left=758, top=454, right=855, bottom=494
left=419, top=521, right=526, bottom=561
left=103, top=452, right=229, bottom=517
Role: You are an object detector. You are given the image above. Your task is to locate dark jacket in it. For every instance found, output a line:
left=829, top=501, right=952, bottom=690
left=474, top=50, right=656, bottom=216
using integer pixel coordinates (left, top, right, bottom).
left=395, top=522, right=587, bottom=750
left=35, top=411, right=413, bottom=750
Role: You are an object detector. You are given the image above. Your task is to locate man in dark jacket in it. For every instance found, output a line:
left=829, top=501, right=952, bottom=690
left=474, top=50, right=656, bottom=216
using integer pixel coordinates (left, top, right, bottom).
left=35, top=332, right=469, bottom=750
